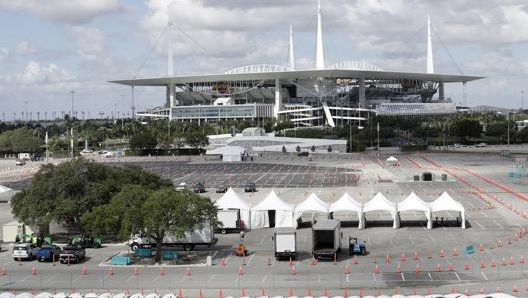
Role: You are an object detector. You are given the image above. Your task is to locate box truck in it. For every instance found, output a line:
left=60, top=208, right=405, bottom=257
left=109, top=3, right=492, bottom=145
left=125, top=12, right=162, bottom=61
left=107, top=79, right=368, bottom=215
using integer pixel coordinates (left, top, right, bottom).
left=273, top=227, right=297, bottom=260
left=312, top=219, right=341, bottom=260
left=216, top=209, right=241, bottom=234
left=128, top=223, right=217, bottom=251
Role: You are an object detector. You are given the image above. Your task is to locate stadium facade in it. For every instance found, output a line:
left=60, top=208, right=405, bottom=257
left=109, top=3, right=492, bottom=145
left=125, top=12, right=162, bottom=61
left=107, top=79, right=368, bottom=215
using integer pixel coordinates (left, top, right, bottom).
left=110, top=1, right=483, bottom=128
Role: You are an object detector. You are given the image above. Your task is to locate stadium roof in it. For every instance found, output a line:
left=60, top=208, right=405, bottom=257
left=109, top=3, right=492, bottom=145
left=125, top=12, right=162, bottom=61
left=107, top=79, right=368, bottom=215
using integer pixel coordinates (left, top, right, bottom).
left=110, top=69, right=484, bottom=87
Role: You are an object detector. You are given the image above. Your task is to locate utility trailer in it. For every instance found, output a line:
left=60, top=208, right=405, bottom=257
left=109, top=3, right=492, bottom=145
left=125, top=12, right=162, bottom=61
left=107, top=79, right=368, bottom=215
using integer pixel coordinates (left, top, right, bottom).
left=216, top=209, right=241, bottom=234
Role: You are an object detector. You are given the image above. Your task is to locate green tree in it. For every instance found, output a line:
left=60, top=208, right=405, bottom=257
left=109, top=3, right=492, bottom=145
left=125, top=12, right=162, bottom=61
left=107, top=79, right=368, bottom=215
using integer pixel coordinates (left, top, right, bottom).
left=129, top=132, right=157, bottom=150
left=11, top=159, right=172, bottom=233
left=282, top=145, right=287, bottom=153
left=452, top=118, right=482, bottom=144
left=84, top=188, right=217, bottom=262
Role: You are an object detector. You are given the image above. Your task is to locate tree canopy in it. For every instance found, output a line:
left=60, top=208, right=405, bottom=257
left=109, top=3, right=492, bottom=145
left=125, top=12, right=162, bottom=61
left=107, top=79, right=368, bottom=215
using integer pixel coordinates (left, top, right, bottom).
left=11, top=158, right=173, bottom=234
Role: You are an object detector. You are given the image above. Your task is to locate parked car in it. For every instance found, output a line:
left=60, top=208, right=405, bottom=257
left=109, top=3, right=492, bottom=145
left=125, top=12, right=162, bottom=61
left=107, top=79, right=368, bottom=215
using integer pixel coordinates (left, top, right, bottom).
left=12, top=243, right=38, bottom=261
left=37, top=245, right=62, bottom=262
left=15, top=159, right=26, bottom=166
left=476, top=142, right=487, bottom=147
left=244, top=182, right=256, bottom=193
left=193, top=182, right=206, bottom=193
left=297, top=151, right=309, bottom=157
left=216, top=184, right=228, bottom=193
left=175, top=182, right=187, bottom=191
left=59, top=244, right=86, bottom=264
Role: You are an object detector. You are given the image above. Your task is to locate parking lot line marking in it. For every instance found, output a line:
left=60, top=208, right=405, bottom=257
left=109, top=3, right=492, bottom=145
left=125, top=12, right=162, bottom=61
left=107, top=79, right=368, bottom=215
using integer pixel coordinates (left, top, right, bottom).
left=493, top=220, right=504, bottom=230
left=474, top=220, right=485, bottom=230
left=454, top=272, right=461, bottom=281
left=427, top=272, right=432, bottom=281
left=246, top=253, right=255, bottom=265
left=261, top=275, right=267, bottom=282
left=372, top=273, right=376, bottom=282
left=481, top=272, right=488, bottom=281
left=126, top=275, right=136, bottom=282
left=72, top=275, right=84, bottom=282
left=207, top=274, right=215, bottom=282
left=409, top=235, right=416, bottom=246
left=401, top=273, right=405, bottom=281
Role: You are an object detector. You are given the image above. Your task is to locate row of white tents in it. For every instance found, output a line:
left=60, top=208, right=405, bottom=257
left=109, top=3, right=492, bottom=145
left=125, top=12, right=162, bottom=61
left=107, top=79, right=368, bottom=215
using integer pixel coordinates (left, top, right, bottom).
left=214, top=188, right=466, bottom=230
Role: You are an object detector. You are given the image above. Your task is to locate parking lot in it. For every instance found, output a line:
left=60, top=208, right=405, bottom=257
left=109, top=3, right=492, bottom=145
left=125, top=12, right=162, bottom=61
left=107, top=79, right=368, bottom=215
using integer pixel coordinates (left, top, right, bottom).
left=0, top=152, right=527, bottom=296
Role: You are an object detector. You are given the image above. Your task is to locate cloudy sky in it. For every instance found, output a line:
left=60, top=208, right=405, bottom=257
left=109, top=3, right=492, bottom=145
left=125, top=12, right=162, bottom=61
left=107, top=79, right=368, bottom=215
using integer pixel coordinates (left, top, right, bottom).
left=0, top=0, right=527, bottom=121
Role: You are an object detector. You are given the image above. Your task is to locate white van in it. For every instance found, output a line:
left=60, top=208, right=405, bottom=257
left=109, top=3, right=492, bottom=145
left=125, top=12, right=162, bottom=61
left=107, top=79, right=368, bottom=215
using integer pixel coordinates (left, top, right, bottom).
left=18, top=153, right=32, bottom=161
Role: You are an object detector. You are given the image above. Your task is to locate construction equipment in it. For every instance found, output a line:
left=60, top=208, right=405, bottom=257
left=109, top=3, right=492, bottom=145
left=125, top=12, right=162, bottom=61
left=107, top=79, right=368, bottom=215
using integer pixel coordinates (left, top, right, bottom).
left=348, top=236, right=367, bottom=255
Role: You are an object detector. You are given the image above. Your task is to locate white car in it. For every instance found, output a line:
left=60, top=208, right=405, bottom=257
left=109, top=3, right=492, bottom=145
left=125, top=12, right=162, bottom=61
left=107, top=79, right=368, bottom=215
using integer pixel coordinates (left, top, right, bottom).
left=12, top=243, right=38, bottom=261
left=476, top=143, right=487, bottom=147
left=175, top=182, right=187, bottom=191
left=15, top=159, right=26, bottom=166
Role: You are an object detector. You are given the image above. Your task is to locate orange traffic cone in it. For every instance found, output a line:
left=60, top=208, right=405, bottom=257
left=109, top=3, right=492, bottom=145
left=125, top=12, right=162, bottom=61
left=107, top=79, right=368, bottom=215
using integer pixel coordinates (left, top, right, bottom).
left=479, top=243, right=484, bottom=251
left=323, top=289, right=328, bottom=297
left=108, top=267, right=114, bottom=275
left=343, top=289, right=348, bottom=297
left=220, top=258, right=226, bottom=266
left=260, top=289, right=265, bottom=297
left=307, top=289, right=311, bottom=296
left=287, top=289, right=292, bottom=297
left=133, top=267, right=139, bottom=275
left=1, top=267, right=6, bottom=275
left=439, top=249, right=445, bottom=257
left=452, top=247, right=458, bottom=256
left=400, top=252, right=406, bottom=261
left=385, top=254, right=390, bottom=264
left=198, top=289, right=203, bottom=298
left=520, top=255, right=525, bottom=264
left=436, top=263, right=441, bottom=272
left=186, top=267, right=192, bottom=276
left=31, top=266, right=37, bottom=275
left=480, top=288, right=484, bottom=294
left=291, top=265, right=296, bottom=275
left=509, top=257, right=515, bottom=265
left=413, top=251, right=419, bottom=260
left=344, top=264, right=350, bottom=274
left=267, top=257, right=271, bottom=266
left=448, top=263, right=454, bottom=271
left=241, top=289, right=246, bottom=297
left=159, top=266, right=165, bottom=275
left=238, top=266, right=244, bottom=275
left=501, top=257, right=507, bottom=266
left=491, top=259, right=497, bottom=267
left=374, top=264, right=379, bottom=274
left=353, top=256, right=359, bottom=265
left=218, top=289, right=223, bottom=298
left=512, top=285, right=519, bottom=293
left=288, top=257, right=293, bottom=266
left=311, top=256, right=316, bottom=266
left=396, top=263, right=401, bottom=273
left=81, top=266, right=87, bottom=275
left=178, top=289, right=183, bottom=298
left=415, top=264, right=421, bottom=273
left=464, top=262, right=470, bottom=270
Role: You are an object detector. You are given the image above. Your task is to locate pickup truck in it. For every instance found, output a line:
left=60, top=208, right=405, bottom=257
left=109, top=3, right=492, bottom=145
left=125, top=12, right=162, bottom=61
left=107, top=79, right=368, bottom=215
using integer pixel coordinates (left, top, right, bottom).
left=59, top=245, right=86, bottom=264
left=37, top=245, right=62, bottom=262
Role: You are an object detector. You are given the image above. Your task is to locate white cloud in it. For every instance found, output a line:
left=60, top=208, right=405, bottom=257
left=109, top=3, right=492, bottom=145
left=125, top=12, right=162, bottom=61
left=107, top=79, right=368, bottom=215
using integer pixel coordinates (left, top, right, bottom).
left=0, top=48, right=9, bottom=62
left=16, top=40, right=38, bottom=55
left=0, top=0, right=124, bottom=24
left=68, top=26, right=105, bottom=60
left=1, top=61, right=75, bottom=85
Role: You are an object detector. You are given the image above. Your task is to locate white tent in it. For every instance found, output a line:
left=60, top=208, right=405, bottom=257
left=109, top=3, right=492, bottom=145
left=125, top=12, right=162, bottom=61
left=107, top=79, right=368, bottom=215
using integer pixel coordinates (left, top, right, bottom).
left=0, top=185, right=13, bottom=193
left=294, top=193, right=329, bottom=223
left=251, top=190, right=296, bottom=228
left=329, top=193, right=365, bottom=229
left=214, top=187, right=252, bottom=230
left=363, top=192, right=399, bottom=229
left=205, top=145, right=245, bottom=162
left=386, top=156, right=398, bottom=166
left=397, top=192, right=432, bottom=229
left=430, top=191, right=466, bottom=229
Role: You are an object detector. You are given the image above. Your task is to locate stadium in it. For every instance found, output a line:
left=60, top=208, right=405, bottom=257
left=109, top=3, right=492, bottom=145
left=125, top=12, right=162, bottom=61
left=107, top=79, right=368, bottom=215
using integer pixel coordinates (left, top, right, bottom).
left=110, top=1, right=483, bottom=128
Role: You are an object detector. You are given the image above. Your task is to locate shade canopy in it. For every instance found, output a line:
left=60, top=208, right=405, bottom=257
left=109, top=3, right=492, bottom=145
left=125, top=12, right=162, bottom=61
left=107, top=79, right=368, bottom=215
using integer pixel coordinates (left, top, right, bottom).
left=397, top=192, right=432, bottom=229
left=329, top=192, right=364, bottom=229
left=215, top=187, right=252, bottom=229
left=430, top=191, right=465, bottom=229
left=363, top=192, right=398, bottom=228
left=251, top=190, right=296, bottom=228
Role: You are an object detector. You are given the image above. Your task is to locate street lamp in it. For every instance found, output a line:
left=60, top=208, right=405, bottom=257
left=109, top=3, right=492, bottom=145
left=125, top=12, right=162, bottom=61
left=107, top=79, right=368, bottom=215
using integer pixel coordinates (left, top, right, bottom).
left=24, top=101, right=28, bottom=122
left=521, top=91, right=525, bottom=112
left=70, top=90, right=75, bottom=118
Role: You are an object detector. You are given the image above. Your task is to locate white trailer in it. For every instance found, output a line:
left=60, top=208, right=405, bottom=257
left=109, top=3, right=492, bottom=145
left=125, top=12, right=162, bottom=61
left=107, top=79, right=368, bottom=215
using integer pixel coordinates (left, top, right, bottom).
left=273, top=227, right=297, bottom=260
left=216, top=209, right=241, bottom=234
left=128, top=223, right=217, bottom=251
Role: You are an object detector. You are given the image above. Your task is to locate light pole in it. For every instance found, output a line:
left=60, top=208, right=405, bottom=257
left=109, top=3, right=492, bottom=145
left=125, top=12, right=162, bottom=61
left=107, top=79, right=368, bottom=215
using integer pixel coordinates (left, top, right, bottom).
left=24, top=101, right=28, bottom=122
left=521, top=90, right=525, bottom=112
left=70, top=90, right=75, bottom=118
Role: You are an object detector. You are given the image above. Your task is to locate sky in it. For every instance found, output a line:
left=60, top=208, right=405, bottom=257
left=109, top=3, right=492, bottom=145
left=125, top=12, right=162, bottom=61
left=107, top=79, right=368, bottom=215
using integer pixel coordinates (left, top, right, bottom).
left=0, top=0, right=527, bottom=122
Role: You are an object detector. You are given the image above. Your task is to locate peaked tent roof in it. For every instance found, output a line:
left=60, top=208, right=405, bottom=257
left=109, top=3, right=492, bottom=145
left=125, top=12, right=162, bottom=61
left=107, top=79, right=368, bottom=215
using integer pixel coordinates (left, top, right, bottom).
left=363, top=192, right=395, bottom=213
left=430, top=191, right=464, bottom=212
left=294, top=193, right=329, bottom=213
left=398, top=192, right=430, bottom=212
left=386, top=156, right=398, bottom=162
left=252, top=190, right=294, bottom=211
left=214, top=187, right=252, bottom=210
left=329, top=192, right=362, bottom=212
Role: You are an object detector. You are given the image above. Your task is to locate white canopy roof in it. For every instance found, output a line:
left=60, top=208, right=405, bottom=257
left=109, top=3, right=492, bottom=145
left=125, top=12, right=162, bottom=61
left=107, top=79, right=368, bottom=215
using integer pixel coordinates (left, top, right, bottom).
left=398, top=192, right=429, bottom=212
left=430, top=191, right=465, bottom=229
left=251, top=190, right=296, bottom=228
left=252, top=190, right=294, bottom=211
left=363, top=192, right=395, bottom=213
left=430, top=192, right=464, bottom=212
left=386, top=156, right=398, bottom=162
left=294, top=193, right=329, bottom=213
left=329, top=192, right=364, bottom=229
left=397, top=192, right=432, bottom=229
left=215, top=187, right=252, bottom=230
left=215, top=187, right=252, bottom=210
left=329, top=193, right=362, bottom=212
left=206, top=145, right=245, bottom=155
